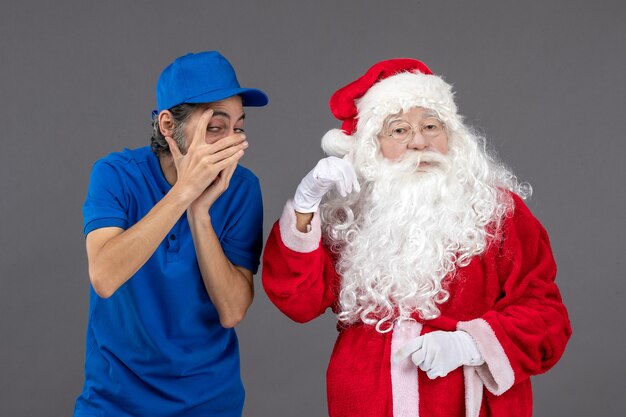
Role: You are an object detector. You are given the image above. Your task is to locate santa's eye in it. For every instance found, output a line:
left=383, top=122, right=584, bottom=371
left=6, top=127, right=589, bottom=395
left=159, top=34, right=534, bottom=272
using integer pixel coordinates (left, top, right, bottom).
left=421, top=118, right=444, bottom=132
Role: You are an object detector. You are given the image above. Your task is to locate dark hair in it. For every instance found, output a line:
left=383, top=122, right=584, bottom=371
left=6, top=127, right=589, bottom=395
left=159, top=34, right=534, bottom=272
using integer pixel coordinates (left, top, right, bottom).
left=150, top=103, right=198, bottom=156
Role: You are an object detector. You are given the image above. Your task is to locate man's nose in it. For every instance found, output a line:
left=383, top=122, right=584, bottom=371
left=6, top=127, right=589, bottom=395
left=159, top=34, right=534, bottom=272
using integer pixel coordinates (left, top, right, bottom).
left=407, top=130, right=429, bottom=150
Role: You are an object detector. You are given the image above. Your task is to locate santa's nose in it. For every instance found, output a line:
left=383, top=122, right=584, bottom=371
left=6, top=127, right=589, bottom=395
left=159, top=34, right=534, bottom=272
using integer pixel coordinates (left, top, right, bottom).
left=407, top=132, right=430, bottom=150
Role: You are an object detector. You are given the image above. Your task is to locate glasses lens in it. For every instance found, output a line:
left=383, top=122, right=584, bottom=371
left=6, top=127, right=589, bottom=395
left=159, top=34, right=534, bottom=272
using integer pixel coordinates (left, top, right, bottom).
left=388, top=122, right=413, bottom=142
left=421, top=118, right=444, bottom=138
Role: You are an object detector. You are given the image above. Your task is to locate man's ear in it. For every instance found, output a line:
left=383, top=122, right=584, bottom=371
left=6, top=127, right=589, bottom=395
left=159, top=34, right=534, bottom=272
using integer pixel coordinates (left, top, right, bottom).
left=158, top=110, right=175, bottom=137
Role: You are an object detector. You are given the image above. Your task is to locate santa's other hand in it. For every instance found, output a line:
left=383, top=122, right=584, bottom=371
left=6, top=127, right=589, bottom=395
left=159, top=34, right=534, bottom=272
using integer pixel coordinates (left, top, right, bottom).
left=392, top=335, right=424, bottom=363
left=393, top=330, right=484, bottom=379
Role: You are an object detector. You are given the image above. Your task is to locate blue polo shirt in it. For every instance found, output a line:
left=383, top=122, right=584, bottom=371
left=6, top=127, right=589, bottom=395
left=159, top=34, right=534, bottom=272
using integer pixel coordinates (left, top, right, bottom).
left=74, top=146, right=263, bottom=417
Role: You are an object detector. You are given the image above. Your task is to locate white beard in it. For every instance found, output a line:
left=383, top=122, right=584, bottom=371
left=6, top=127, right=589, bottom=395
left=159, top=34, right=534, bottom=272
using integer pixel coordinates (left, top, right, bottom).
left=321, top=136, right=514, bottom=332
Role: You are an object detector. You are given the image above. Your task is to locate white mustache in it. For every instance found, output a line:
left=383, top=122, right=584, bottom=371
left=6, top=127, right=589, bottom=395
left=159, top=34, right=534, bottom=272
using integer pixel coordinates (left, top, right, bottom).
left=390, top=151, right=449, bottom=173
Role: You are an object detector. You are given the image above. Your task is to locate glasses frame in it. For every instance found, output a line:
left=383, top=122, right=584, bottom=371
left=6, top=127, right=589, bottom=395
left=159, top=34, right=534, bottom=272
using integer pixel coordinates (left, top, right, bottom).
left=381, top=117, right=447, bottom=145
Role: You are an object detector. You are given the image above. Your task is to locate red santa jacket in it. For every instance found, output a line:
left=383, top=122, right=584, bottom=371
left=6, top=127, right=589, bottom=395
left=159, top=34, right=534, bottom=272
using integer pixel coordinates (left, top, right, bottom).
left=262, top=193, right=571, bottom=417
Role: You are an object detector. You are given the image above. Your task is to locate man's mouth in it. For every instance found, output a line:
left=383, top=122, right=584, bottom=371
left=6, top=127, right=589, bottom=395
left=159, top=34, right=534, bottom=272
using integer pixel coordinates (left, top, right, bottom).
left=393, top=152, right=447, bottom=174
left=417, top=160, right=439, bottom=170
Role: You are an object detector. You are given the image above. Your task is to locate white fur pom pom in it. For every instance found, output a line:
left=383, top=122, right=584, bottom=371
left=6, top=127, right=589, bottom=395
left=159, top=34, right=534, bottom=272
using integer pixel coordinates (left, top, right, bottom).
left=321, top=128, right=355, bottom=157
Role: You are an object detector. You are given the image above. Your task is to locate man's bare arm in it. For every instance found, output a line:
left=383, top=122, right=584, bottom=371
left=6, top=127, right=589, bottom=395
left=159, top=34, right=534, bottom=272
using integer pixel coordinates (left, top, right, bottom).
left=86, top=187, right=194, bottom=298
left=188, top=209, right=254, bottom=328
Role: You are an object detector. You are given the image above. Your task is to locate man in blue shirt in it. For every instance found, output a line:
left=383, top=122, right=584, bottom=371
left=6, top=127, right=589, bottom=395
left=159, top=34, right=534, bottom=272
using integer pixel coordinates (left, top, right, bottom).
left=74, top=51, right=268, bottom=417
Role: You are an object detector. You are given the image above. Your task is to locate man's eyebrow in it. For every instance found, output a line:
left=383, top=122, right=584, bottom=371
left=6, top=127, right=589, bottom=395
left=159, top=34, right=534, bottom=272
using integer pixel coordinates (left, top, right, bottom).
left=422, top=109, right=440, bottom=119
left=210, top=111, right=230, bottom=120
left=387, top=112, right=441, bottom=125
left=211, top=111, right=246, bottom=121
left=387, top=117, right=405, bottom=124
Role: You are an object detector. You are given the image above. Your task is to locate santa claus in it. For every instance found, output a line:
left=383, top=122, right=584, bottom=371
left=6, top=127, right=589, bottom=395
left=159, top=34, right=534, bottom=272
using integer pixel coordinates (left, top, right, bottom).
left=262, top=59, right=571, bottom=417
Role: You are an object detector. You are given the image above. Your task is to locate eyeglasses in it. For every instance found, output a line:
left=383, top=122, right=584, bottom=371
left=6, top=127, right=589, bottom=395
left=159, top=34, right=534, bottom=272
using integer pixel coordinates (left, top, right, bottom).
left=381, top=117, right=446, bottom=144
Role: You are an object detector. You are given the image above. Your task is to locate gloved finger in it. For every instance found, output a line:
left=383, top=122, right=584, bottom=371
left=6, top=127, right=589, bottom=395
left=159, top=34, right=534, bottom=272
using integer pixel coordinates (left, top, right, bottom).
left=411, top=348, right=427, bottom=368
left=334, top=179, right=348, bottom=197
left=338, top=159, right=360, bottom=193
left=341, top=166, right=359, bottom=195
left=426, top=368, right=446, bottom=380
left=335, top=172, right=351, bottom=197
left=352, top=175, right=361, bottom=193
left=339, top=172, right=352, bottom=195
left=392, top=336, right=424, bottom=363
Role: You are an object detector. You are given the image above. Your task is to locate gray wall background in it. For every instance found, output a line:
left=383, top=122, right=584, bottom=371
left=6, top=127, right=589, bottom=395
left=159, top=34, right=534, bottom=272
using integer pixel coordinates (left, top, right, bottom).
left=1, top=0, right=624, bottom=416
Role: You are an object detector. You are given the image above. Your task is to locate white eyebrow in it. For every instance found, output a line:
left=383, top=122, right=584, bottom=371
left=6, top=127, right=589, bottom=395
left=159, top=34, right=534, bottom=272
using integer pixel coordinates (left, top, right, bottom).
left=421, top=109, right=443, bottom=121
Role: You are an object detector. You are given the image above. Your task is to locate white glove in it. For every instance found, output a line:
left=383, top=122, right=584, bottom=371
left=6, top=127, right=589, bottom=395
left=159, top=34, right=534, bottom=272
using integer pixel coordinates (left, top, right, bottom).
left=293, top=156, right=360, bottom=213
left=393, top=330, right=484, bottom=379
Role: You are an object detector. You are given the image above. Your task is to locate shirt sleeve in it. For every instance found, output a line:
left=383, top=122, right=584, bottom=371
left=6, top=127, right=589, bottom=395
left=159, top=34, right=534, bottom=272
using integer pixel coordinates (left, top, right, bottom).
left=219, top=174, right=264, bottom=274
left=457, top=193, right=571, bottom=395
left=262, top=200, right=339, bottom=323
left=82, top=160, right=129, bottom=236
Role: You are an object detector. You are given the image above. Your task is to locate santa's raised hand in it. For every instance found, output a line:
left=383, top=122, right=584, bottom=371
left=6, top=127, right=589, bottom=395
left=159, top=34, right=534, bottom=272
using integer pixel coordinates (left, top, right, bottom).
left=293, top=156, right=360, bottom=214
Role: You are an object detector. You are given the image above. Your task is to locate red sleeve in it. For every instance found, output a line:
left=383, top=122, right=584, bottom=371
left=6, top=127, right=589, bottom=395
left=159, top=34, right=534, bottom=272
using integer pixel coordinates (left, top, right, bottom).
left=458, top=193, right=571, bottom=395
left=262, top=200, right=339, bottom=323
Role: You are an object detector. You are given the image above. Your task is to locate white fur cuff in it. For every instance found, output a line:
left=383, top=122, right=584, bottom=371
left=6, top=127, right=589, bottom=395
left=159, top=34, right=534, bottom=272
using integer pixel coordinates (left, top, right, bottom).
left=457, top=319, right=515, bottom=396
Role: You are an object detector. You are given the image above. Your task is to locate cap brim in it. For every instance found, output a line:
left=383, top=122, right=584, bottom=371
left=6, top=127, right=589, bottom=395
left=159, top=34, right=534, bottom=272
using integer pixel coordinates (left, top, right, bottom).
left=186, top=87, right=269, bottom=107
left=239, top=88, right=269, bottom=107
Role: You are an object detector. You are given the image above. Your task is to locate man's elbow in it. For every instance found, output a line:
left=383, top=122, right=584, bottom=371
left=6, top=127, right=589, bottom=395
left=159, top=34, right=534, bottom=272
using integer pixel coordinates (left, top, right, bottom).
left=219, top=301, right=253, bottom=328
left=88, top=266, right=118, bottom=299
left=219, top=274, right=254, bottom=328
left=220, top=312, right=245, bottom=328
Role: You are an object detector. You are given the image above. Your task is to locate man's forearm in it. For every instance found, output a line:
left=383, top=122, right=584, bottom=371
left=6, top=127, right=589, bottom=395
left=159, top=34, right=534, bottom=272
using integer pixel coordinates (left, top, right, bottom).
left=187, top=209, right=254, bottom=328
left=88, top=186, right=194, bottom=298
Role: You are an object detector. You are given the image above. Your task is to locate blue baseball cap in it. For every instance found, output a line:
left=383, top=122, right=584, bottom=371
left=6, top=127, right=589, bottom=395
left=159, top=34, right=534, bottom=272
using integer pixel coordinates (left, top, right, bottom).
left=156, top=51, right=268, bottom=112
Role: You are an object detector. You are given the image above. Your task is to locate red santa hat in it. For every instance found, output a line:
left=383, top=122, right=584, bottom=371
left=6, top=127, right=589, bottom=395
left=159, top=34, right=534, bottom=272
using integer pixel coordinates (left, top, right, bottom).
left=321, top=58, right=459, bottom=157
